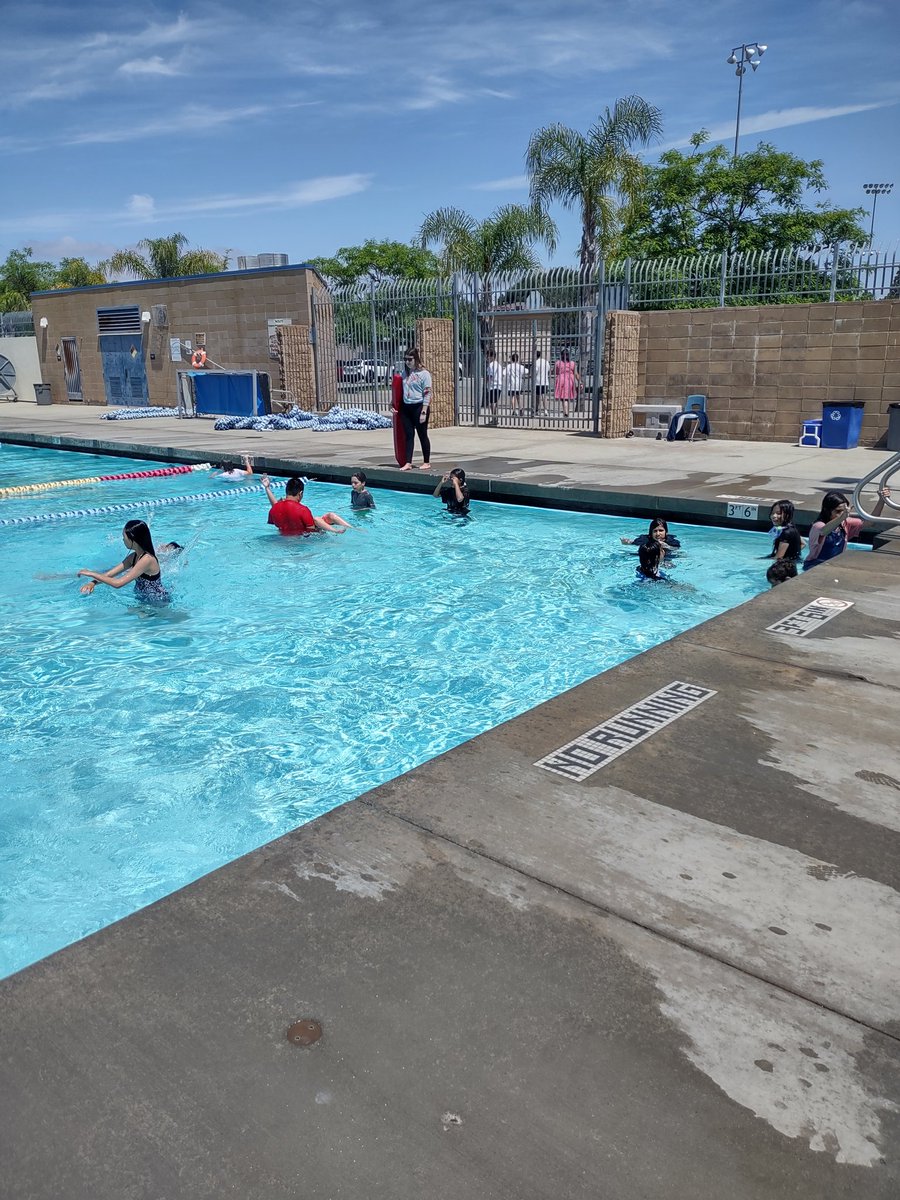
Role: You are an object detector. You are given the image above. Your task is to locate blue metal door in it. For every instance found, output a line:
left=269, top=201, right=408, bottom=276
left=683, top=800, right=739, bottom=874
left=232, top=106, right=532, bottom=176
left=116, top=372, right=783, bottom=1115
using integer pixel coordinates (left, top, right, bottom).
left=100, top=335, right=148, bottom=406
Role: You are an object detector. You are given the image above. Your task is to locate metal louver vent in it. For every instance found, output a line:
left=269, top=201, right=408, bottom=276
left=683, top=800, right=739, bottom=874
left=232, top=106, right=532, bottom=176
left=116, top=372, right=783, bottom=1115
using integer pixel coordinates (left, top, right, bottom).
left=97, top=306, right=142, bottom=335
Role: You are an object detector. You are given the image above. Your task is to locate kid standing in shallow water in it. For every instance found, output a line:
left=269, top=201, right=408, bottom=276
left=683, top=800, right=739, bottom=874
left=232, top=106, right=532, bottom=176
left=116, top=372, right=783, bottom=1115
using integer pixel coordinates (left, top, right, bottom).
left=767, top=500, right=803, bottom=564
left=803, top=486, right=890, bottom=570
left=78, top=519, right=170, bottom=603
left=433, top=468, right=470, bottom=515
left=350, top=470, right=376, bottom=510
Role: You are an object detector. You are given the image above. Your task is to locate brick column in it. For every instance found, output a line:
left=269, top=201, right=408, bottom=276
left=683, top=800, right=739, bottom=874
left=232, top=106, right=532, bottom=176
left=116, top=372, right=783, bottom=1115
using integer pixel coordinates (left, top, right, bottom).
left=601, top=310, right=642, bottom=438
left=415, top=317, right=454, bottom=428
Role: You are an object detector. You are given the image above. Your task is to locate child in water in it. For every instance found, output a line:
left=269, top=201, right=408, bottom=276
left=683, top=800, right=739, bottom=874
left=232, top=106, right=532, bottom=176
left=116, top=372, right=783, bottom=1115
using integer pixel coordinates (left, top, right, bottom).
left=350, top=470, right=376, bottom=510
left=636, top=542, right=667, bottom=581
left=78, top=519, right=170, bottom=603
left=433, top=468, right=470, bottom=516
left=766, top=560, right=797, bottom=586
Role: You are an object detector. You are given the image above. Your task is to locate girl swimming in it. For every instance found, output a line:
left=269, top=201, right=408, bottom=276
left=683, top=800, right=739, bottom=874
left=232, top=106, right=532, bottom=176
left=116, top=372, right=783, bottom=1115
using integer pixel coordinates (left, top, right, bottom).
left=803, top=487, right=890, bottom=570
left=78, top=519, right=170, bottom=603
left=767, top=499, right=803, bottom=563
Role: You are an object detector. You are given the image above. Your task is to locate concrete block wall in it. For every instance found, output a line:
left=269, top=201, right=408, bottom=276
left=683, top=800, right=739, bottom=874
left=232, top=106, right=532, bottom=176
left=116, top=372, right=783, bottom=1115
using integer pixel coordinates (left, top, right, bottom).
left=31, top=267, right=318, bottom=409
left=601, top=311, right=641, bottom=438
left=415, top=318, right=454, bottom=429
left=277, top=325, right=318, bottom=411
left=637, top=299, right=900, bottom=445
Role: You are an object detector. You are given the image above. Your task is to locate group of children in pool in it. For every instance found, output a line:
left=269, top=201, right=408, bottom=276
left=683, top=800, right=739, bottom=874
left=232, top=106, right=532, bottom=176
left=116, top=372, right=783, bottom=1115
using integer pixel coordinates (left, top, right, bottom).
left=75, top=462, right=890, bottom=604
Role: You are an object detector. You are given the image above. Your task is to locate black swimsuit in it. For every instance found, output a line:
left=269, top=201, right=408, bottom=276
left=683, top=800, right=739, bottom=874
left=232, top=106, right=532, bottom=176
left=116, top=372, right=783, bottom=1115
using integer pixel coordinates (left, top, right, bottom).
left=126, top=553, right=170, bottom=603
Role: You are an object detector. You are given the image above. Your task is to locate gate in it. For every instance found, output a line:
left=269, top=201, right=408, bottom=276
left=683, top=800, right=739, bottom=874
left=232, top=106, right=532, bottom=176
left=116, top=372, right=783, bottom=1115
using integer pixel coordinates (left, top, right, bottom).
left=61, top=337, right=83, bottom=401
left=313, top=269, right=627, bottom=431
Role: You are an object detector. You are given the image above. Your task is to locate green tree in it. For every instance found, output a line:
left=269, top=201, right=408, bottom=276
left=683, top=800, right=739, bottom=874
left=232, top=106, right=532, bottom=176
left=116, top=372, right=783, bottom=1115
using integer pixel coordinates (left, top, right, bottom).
left=308, top=239, right=440, bottom=286
left=55, top=257, right=108, bottom=289
left=0, top=248, right=57, bottom=311
left=416, top=204, right=558, bottom=274
left=109, top=232, right=228, bottom=280
left=621, top=132, right=868, bottom=256
left=526, top=95, right=663, bottom=273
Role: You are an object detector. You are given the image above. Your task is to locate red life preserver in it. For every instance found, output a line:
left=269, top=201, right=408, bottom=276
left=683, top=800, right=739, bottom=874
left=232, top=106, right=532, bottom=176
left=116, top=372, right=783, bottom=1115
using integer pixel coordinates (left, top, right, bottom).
left=391, top=372, right=405, bottom=467
left=191, top=348, right=207, bottom=368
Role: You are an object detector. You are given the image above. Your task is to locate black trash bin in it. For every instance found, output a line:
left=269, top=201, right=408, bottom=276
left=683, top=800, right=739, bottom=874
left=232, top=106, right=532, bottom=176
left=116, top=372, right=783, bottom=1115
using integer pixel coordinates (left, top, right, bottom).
left=33, top=383, right=52, bottom=405
left=888, top=403, right=900, bottom=453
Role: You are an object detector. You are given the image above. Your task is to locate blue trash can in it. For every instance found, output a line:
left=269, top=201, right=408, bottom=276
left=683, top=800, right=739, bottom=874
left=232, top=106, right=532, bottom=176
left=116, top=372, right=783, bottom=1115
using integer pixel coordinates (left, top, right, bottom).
left=821, top=401, right=865, bottom=449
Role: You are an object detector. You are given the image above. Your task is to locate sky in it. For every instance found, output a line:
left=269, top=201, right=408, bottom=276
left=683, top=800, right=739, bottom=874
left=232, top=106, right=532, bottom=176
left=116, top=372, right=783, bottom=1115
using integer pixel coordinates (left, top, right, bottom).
left=3, top=0, right=899, bottom=271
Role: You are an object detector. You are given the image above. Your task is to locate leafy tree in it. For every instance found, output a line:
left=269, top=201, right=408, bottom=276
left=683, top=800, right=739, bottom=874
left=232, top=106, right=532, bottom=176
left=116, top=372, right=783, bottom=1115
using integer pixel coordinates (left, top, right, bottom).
left=109, top=232, right=228, bottom=280
left=526, top=95, right=663, bottom=273
left=308, top=239, right=440, bottom=286
left=55, top=257, right=108, bottom=288
left=417, top=204, right=558, bottom=275
left=621, top=132, right=868, bottom=257
left=0, top=248, right=57, bottom=311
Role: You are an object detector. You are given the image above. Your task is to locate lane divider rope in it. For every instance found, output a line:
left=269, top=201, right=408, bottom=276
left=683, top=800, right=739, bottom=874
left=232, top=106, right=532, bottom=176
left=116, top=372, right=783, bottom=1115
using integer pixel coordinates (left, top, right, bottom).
left=0, top=463, right=212, bottom=498
left=0, top=483, right=266, bottom=528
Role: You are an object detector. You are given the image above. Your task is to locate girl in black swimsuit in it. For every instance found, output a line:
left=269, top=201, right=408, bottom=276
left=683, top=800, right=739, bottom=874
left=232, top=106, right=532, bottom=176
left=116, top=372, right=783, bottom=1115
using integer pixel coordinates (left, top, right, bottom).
left=78, top=519, right=170, bottom=603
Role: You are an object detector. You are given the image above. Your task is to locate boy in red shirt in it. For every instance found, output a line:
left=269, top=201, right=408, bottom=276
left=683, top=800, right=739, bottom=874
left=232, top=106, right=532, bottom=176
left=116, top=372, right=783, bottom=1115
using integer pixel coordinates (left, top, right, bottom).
left=262, top=475, right=349, bottom=536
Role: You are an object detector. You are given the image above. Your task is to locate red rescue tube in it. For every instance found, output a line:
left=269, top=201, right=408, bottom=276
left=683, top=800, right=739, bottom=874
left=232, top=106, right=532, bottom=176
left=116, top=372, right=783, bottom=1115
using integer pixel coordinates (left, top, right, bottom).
left=391, top=373, right=405, bottom=468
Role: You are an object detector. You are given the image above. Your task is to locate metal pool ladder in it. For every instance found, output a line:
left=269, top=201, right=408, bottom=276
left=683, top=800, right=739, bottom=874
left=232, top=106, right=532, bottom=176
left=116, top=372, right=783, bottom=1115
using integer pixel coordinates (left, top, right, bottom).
left=853, top=452, right=900, bottom=523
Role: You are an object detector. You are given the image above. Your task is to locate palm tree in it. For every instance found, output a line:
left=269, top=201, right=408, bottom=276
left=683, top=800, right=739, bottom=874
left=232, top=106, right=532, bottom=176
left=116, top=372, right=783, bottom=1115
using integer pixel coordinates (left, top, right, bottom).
left=417, top=203, right=557, bottom=276
left=109, top=232, right=229, bottom=280
left=526, top=95, right=663, bottom=274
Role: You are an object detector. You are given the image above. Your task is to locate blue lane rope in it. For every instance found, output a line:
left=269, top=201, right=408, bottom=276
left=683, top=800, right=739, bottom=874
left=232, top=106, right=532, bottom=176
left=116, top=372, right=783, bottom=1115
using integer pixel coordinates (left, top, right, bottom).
left=0, top=483, right=267, bottom=528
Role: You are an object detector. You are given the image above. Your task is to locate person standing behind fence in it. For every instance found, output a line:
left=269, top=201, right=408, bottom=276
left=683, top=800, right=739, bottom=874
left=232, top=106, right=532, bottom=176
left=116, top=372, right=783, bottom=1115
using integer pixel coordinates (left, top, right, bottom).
left=484, top=350, right=502, bottom=426
left=505, top=353, right=526, bottom=417
left=532, top=350, right=550, bottom=416
left=399, top=348, right=433, bottom=472
left=554, top=348, right=579, bottom=418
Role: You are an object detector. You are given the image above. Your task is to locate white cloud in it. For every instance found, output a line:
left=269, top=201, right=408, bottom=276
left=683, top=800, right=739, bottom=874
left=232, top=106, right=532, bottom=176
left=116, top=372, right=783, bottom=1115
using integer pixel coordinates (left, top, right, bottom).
left=661, top=101, right=898, bottom=150
left=127, top=194, right=156, bottom=218
left=118, top=55, right=182, bottom=77
left=66, top=103, right=291, bottom=146
left=27, top=236, right=118, bottom=261
left=471, top=175, right=528, bottom=192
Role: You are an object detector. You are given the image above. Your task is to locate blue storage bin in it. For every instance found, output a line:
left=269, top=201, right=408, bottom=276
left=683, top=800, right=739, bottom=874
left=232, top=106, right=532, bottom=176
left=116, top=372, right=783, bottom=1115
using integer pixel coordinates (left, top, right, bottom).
left=821, top=402, right=864, bottom=449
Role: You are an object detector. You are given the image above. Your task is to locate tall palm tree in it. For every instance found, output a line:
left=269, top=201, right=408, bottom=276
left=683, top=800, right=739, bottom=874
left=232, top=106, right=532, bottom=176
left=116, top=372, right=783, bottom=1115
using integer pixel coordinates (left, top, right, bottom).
left=526, top=95, right=663, bottom=274
left=417, top=204, right=557, bottom=276
left=109, top=232, right=229, bottom=280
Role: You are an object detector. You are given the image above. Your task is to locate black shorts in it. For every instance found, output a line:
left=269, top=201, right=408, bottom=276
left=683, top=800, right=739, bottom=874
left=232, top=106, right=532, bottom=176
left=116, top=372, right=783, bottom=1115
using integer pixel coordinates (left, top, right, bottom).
left=483, top=388, right=501, bottom=405
left=535, top=385, right=547, bottom=396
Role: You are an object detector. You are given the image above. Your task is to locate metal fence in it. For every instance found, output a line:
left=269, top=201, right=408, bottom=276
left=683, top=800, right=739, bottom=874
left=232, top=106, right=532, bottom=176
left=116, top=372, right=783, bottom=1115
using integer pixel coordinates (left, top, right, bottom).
left=312, top=243, right=900, bottom=427
left=0, top=311, right=35, bottom=337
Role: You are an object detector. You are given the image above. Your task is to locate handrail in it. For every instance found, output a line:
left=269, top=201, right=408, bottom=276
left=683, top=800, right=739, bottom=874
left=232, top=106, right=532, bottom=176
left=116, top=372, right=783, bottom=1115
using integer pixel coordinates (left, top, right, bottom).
left=852, top=451, right=900, bottom=523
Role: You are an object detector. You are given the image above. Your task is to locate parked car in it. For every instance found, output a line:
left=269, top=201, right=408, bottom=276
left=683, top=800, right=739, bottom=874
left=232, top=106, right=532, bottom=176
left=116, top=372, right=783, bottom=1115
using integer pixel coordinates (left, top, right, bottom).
left=360, top=358, right=390, bottom=383
left=340, top=359, right=365, bottom=383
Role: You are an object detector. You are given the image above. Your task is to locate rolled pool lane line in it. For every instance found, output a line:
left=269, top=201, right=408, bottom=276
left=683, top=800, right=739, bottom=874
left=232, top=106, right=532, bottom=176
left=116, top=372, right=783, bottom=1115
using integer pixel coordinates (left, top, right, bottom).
left=0, top=483, right=266, bottom=528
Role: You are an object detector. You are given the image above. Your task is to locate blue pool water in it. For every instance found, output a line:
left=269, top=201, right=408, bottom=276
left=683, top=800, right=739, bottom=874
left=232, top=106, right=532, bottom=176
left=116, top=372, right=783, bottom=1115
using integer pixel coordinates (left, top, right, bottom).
left=1, top=444, right=770, bottom=978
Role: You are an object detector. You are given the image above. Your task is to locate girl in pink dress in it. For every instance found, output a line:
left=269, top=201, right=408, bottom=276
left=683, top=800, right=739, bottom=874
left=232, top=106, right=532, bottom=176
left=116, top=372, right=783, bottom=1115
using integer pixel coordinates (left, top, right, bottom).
left=553, top=349, right=580, bottom=417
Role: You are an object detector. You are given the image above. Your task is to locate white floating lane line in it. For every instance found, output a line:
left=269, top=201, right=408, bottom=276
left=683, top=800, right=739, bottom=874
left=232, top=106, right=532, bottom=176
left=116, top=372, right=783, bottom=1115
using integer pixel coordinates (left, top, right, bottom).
left=0, top=484, right=267, bottom=528
left=766, top=597, right=854, bottom=637
left=535, top=681, right=717, bottom=781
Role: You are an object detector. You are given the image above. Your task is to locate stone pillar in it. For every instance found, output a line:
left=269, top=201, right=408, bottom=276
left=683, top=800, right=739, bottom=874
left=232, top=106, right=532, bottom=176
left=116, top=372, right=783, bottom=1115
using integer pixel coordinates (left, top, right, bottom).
left=601, top=310, right=642, bottom=438
left=277, top=324, right=336, bottom=411
left=415, top=317, right=454, bottom=428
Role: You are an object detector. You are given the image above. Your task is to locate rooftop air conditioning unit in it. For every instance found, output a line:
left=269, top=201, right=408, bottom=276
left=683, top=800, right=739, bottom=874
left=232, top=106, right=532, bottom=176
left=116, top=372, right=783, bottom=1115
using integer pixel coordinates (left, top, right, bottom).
left=237, top=253, right=289, bottom=270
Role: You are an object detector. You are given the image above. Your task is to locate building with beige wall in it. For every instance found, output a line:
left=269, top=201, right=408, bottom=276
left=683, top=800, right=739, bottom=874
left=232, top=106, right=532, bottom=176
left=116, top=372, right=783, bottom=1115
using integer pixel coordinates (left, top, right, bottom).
left=30, top=264, right=324, bottom=409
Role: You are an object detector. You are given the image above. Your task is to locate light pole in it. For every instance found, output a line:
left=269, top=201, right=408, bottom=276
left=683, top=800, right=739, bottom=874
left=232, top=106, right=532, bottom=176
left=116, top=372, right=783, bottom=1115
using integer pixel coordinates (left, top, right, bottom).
left=863, top=182, right=893, bottom=246
left=719, top=41, right=768, bottom=305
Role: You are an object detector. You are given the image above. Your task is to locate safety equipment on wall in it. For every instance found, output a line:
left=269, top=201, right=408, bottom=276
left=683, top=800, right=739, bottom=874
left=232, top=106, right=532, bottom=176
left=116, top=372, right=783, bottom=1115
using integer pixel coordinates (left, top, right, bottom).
left=191, top=348, right=208, bottom=368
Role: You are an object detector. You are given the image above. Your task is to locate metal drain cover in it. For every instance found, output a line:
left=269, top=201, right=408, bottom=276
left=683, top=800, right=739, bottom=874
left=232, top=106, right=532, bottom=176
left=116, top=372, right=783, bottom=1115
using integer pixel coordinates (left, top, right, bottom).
left=287, top=1018, right=322, bottom=1046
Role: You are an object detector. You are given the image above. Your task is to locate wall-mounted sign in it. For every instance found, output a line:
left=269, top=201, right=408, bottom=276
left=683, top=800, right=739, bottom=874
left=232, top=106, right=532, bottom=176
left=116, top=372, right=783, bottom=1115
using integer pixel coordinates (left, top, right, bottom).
left=726, top=502, right=758, bottom=520
left=194, top=332, right=206, bottom=347
left=170, top=338, right=182, bottom=362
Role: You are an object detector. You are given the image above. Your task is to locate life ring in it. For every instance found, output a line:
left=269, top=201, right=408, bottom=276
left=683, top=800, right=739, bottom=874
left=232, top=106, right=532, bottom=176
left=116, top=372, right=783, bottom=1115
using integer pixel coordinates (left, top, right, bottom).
left=191, top=348, right=207, bottom=368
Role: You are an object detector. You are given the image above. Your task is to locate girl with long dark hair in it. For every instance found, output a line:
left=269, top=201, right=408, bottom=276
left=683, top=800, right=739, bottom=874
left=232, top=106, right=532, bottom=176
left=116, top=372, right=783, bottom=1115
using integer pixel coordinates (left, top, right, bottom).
left=78, top=519, right=170, bottom=603
left=803, top=486, right=890, bottom=570
left=767, top=499, right=803, bottom=563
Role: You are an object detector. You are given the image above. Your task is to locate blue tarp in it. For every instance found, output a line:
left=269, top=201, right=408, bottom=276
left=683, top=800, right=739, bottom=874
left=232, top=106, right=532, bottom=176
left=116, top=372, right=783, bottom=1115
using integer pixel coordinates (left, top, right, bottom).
left=193, top=372, right=264, bottom=417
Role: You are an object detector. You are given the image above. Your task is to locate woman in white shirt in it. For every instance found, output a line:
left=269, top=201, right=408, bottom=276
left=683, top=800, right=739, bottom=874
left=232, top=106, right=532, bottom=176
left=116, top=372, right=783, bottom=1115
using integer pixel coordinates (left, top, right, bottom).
left=400, top=348, right=433, bottom=471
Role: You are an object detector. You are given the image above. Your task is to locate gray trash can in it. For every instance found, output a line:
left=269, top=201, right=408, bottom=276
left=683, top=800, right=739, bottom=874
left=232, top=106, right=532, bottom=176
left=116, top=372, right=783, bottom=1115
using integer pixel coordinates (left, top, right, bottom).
left=888, top=403, right=900, bottom=453
left=34, top=383, right=52, bottom=405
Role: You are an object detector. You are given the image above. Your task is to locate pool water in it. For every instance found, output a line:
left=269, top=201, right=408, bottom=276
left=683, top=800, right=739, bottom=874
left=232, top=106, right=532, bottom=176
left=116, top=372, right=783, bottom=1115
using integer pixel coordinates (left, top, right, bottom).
left=1, top=445, right=769, bottom=978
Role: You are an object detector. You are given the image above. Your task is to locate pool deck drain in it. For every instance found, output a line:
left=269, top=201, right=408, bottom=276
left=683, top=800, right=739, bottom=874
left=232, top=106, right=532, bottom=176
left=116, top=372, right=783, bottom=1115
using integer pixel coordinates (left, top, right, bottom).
left=2, top=406, right=900, bottom=1198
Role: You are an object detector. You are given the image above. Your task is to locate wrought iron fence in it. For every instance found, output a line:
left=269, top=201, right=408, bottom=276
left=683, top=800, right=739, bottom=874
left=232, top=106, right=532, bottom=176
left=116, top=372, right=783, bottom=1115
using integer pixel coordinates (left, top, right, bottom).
left=311, top=244, right=900, bottom=425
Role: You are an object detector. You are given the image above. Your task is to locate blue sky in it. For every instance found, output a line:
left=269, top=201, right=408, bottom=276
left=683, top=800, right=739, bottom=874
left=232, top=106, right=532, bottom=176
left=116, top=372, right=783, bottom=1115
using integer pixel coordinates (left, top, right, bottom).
left=3, top=0, right=899, bottom=270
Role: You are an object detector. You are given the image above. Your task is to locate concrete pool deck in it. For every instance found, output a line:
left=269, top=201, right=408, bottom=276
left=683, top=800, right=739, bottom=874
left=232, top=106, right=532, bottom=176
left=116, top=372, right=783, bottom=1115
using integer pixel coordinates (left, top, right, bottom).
left=2, top=405, right=900, bottom=1197
left=1, top=401, right=898, bottom=532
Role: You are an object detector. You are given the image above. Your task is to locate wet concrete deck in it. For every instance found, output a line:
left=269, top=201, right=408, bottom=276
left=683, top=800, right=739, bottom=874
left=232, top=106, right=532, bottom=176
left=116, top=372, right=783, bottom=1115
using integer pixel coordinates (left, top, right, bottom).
left=2, top=405, right=900, bottom=1197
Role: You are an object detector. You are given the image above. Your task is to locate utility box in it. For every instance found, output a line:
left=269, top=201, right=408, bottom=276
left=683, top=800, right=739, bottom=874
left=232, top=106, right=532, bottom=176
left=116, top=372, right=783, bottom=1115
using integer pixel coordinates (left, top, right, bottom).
left=34, top=383, right=52, bottom=405
left=887, top=403, right=900, bottom=452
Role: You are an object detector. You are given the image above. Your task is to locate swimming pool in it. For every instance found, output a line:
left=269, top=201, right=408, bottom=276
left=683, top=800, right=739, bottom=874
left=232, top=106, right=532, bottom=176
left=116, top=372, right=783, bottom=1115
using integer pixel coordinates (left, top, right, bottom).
left=1, top=444, right=770, bottom=978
